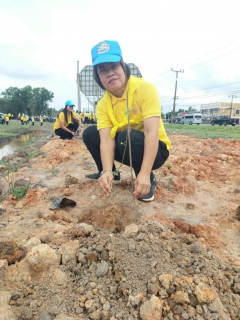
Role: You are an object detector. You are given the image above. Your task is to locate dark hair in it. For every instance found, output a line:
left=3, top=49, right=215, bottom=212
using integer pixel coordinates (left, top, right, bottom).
left=57, top=105, right=73, bottom=124
left=93, top=58, right=131, bottom=90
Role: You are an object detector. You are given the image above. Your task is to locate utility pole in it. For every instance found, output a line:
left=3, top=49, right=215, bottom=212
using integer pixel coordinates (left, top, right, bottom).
left=171, top=68, right=184, bottom=115
left=228, top=95, right=237, bottom=118
left=77, top=61, right=81, bottom=112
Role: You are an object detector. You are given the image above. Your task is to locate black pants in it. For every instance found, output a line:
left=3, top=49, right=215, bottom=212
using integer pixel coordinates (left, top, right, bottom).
left=55, top=122, right=79, bottom=140
left=82, top=125, right=169, bottom=176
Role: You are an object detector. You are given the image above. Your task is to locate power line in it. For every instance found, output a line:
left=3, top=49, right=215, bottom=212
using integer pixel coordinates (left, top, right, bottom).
left=186, top=38, right=240, bottom=65
left=179, top=66, right=240, bottom=87
left=188, top=47, right=240, bottom=69
left=177, top=89, right=240, bottom=100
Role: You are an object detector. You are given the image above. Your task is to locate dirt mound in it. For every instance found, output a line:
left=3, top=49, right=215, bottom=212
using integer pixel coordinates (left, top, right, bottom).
left=0, top=133, right=239, bottom=319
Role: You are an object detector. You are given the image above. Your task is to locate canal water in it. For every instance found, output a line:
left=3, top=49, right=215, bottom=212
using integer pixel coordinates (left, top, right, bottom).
left=0, top=132, right=39, bottom=160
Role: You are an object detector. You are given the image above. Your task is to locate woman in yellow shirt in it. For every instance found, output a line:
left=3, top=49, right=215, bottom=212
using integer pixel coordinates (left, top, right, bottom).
left=53, top=100, right=80, bottom=140
left=82, top=40, right=171, bottom=202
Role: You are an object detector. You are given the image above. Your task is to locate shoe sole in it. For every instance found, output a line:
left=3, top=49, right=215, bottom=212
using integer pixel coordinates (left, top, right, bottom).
left=138, top=195, right=154, bottom=202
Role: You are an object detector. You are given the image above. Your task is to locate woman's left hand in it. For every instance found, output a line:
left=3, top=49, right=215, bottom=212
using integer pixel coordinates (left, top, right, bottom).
left=133, top=171, right=151, bottom=199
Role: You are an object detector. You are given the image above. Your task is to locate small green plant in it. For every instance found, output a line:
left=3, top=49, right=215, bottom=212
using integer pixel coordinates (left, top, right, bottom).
left=11, top=185, right=29, bottom=199
left=4, top=171, right=15, bottom=191
left=4, top=169, right=29, bottom=200
left=2, top=158, right=19, bottom=174
left=26, top=150, right=40, bottom=159
left=48, top=165, right=59, bottom=176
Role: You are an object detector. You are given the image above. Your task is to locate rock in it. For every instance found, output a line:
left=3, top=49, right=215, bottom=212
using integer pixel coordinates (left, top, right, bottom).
left=78, top=223, right=94, bottom=235
left=0, top=205, right=6, bottom=215
left=0, top=291, right=16, bottom=319
left=172, top=291, right=190, bottom=304
left=140, top=295, right=163, bottom=320
left=65, top=175, right=79, bottom=187
left=96, top=261, right=109, bottom=277
left=147, top=282, right=160, bottom=295
left=0, top=165, right=7, bottom=172
left=52, top=268, right=68, bottom=285
left=0, top=260, right=8, bottom=290
left=128, top=293, right=144, bottom=307
left=14, top=178, right=29, bottom=188
left=194, top=283, right=215, bottom=303
left=0, top=241, right=24, bottom=264
left=39, top=311, right=52, bottom=320
left=24, top=238, right=41, bottom=250
left=59, top=240, right=79, bottom=265
left=233, top=283, right=240, bottom=293
left=123, top=224, right=139, bottom=238
left=159, top=274, right=172, bottom=289
left=26, top=243, right=61, bottom=277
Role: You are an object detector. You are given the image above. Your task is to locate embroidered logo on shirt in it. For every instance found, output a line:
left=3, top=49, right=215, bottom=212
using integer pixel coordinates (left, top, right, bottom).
left=98, top=42, right=110, bottom=54
left=131, top=102, right=139, bottom=115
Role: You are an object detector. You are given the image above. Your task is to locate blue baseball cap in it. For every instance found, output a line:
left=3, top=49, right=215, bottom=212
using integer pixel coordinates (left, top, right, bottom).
left=65, top=100, right=75, bottom=107
left=91, top=40, right=122, bottom=66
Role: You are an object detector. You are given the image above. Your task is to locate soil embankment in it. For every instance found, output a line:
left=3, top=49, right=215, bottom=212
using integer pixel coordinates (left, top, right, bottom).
left=0, top=132, right=240, bottom=319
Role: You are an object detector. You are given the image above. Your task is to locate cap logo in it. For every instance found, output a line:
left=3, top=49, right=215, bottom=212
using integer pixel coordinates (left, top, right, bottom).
left=98, top=42, right=110, bottom=54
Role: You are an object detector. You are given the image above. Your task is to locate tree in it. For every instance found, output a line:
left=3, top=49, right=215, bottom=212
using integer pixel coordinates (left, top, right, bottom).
left=33, top=87, right=54, bottom=115
left=1, top=87, right=19, bottom=99
left=0, top=86, right=54, bottom=116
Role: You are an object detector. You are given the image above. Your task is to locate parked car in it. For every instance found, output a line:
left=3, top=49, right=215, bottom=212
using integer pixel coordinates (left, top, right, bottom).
left=202, top=116, right=212, bottom=124
left=181, top=113, right=202, bottom=125
left=0, top=112, right=4, bottom=124
left=172, top=117, right=182, bottom=124
left=210, top=116, right=237, bottom=126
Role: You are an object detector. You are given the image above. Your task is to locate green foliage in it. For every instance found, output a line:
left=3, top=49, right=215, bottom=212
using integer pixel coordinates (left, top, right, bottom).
left=48, top=165, right=59, bottom=176
left=11, top=185, right=29, bottom=200
left=0, top=85, right=54, bottom=117
left=3, top=160, right=29, bottom=200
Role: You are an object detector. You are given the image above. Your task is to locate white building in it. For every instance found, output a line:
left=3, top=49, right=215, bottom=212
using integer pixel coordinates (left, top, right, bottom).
left=200, top=102, right=240, bottom=118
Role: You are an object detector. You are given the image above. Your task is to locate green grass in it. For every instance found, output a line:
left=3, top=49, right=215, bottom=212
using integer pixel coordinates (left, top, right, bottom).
left=47, top=165, right=59, bottom=176
left=0, top=119, right=53, bottom=139
left=165, top=124, right=240, bottom=139
left=11, top=185, right=30, bottom=200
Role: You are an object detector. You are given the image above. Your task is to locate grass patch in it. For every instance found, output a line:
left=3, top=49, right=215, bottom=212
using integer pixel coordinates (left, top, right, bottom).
left=1, top=161, right=30, bottom=202
left=0, top=158, right=19, bottom=173
left=0, top=120, right=53, bottom=139
left=11, top=185, right=29, bottom=200
left=47, top=165, right=59, bottom=176
left=165, top=124, right=240, bottom=139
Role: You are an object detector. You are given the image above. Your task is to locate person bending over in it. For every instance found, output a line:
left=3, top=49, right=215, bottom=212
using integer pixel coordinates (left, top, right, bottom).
left=54, top=100, right=80, bottom=140
left=82, top=40, right=171, bottom=201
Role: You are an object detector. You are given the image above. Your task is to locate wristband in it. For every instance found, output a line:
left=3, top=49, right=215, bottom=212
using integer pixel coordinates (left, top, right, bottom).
left=100, top=169, right=113, bottom=176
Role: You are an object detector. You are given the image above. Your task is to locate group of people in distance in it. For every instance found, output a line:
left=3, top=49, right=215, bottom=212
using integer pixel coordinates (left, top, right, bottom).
left=54, top=40, right=171, bottom=202
left=19, top=114, right=44, bottom=126
left=0, top=114, right=11, bottom=125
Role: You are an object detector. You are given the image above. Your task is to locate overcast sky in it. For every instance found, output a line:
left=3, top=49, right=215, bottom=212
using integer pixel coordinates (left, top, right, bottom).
left=1, top=0, right=240, bottom=114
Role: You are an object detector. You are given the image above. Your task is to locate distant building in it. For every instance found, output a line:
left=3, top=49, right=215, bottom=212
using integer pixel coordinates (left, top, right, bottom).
left=200, top=102, right=240, bottom=118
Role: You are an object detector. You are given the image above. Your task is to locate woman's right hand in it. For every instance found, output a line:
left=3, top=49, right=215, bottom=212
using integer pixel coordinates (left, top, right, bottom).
left=98, top=171, right=113, bottom=197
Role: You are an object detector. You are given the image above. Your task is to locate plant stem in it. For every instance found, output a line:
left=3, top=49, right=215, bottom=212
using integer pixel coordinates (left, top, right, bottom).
left=126, top=93, right=136, bottom=204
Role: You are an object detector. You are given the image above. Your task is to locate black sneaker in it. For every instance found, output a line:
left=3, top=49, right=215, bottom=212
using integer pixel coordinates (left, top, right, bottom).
left=138, top=173, right=156, bottom=202
left=86, top=171, right=121, bottom=184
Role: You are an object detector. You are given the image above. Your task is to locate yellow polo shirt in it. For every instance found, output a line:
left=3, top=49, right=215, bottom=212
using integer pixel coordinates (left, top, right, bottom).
left=53, top=111, right=78, bottom=130
left=96, top=75, right=171, bottom=150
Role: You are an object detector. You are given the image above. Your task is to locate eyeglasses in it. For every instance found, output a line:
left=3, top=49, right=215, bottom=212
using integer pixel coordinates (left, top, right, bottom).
left=97, top=63, right=120, bottom=76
